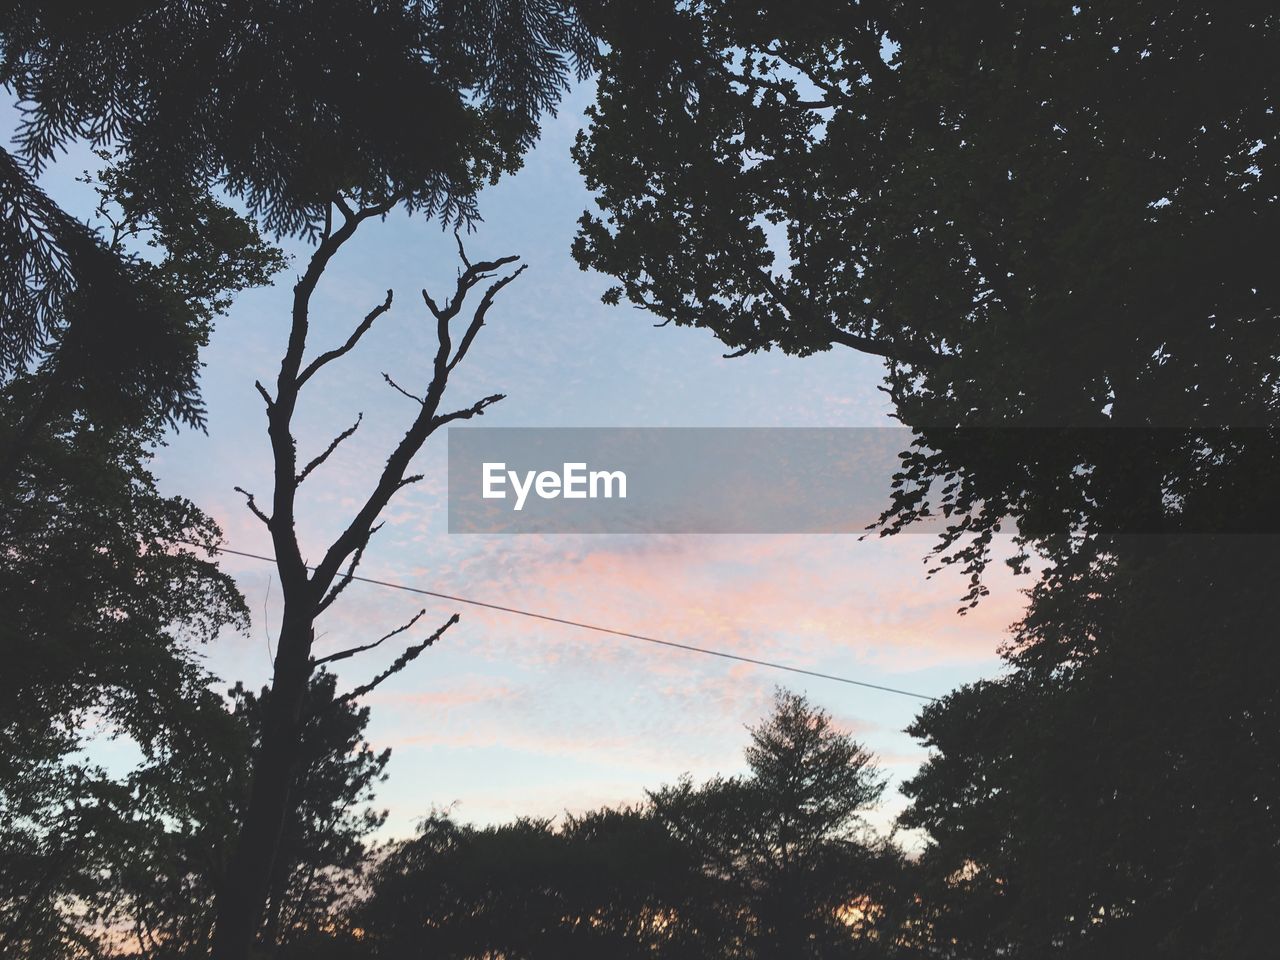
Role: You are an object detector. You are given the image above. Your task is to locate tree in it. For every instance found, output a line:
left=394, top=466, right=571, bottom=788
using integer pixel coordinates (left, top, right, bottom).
left=573, top=6, right=1279, bottom=952
left=0, top=0, right=593, bottom=431
left=0, top=158, right=279, bottom=957
left=649, top=690, right=919, bottom=958
left=1, top=650, right=395, bottom=957
left=900, top=534, right=1280, bottom=959
left=244, top=672, right=393, bottom=957
left=211, top=203, right=525, bottom=959
left=91, top=671, right=393, bottom=959
left=355, top=691, right=918, bottom=959
left=0, top=374, right=248, bottom=958
left=573, top=0, right=1278, bottom=595
left=0, top=152, right=286, bottom=486
left=356, top=808, right=709, bottom=959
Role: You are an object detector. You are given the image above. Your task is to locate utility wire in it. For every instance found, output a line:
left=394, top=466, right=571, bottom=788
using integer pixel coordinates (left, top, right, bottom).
left=198, top=542, right=938, bottom=702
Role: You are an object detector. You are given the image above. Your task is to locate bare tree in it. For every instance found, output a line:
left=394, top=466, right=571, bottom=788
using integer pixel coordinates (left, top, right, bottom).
left=210, top=196, right=523, bottom=960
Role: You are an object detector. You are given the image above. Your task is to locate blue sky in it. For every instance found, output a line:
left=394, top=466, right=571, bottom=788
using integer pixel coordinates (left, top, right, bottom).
left=12, top=81, right=1026, bottom=839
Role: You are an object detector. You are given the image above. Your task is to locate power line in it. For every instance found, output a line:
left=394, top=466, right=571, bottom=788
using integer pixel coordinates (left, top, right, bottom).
left=202, top=542, right=937, bottom=702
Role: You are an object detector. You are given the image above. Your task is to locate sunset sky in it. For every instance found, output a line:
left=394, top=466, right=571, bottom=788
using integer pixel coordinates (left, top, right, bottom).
left=20, top=82, right=1029, bottom=839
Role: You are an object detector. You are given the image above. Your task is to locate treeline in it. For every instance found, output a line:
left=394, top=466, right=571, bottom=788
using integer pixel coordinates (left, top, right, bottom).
left=2, top=676, right=927, bottom=959
left=354, top=691, right=919, bottom=960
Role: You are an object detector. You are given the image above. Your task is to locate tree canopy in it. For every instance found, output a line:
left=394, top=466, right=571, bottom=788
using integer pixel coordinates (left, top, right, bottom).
left=574, top=4, right=1280, bottom=955
left=0, top=0, right=594, bottom=426
left=574, top=0, right=1279, bottom=596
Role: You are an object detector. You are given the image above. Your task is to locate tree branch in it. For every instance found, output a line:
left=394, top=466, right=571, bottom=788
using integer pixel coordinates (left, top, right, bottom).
left=336, top=614, right=460, bottom=704
left=433, top=392, right=506, bottom=428
left=308, top=250, right=523, bottom=606
left=448, top=264, right=528, bottom=372
left=312, top=608, right=427, bottom=666
left=297, top=290, right=394, bottom=387
left=233, top=486, right=271, bottom=526
left=453, top=229, right=472, bottom=269
left=297, top=413, right=363, bottom=484
left=316, top=522, right=383, bottom=615
left=755, top=269, right=939, bottom=367
left=382, top=373, right=424, bottom=405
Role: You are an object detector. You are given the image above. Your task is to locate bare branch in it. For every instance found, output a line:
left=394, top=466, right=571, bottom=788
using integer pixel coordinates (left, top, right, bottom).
left=297, top=413, right=363, bottom=485
left=336, top=614, right=461, bottom=705
left=309, top=248, right=524, bottom=601
left=312, top=608, right=427, bottom=666
left=297, top=290, right=394, bottom=387
left=233, top=486, right=271, bottom=526
left=433, top=392, right=506, bottom=429
left=453, top=229, right=471, bottom=269
left=316, top=522, right=383, bottom=615
left=422, top=254, right=522, bottom=326
left=382, top=373, right=424, bottom=405
left=448, top=264, right=527, bottom=372
left=254, top=380, right=274, bottom=408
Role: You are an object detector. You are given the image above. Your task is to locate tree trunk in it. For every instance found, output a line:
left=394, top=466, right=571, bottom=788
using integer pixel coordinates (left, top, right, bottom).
left=210, top=613, right=314, bottom=960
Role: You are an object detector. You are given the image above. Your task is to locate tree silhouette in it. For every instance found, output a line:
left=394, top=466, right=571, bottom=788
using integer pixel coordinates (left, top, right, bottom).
left=0, top=154, right=285, bottom=482
left=0, top=160, right=286, bottom=957
left=1, top=663, right=395, bottom=958
left=213, top=204, right=525, bottom=959
left=650, top=690, right=916, bottom=958
left=357, top=808, right=709, bottom=959
left=0, top=0, right=592, bottom=430
left=573, top=5, right=1279, bottom=953
left=0, top=375, right=247, bottom=957
left=573, top=0, right=1278, bottom=594
left=901, top=533, right=1280, bottom=958
left=355, top=691, right=920, bottom=959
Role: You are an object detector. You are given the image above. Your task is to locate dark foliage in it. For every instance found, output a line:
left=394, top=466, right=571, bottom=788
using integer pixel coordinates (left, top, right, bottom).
left=0, top=371, right=247, bottom=957
left=355, top=691, right=922, bottom=959
left=575, top=3, right=1280, bottom=955
left=901, top=534, right=1280, bottom=959
left=0, top=0, right=594, bottom=425
left=573, top=0, right=1279, bottom=597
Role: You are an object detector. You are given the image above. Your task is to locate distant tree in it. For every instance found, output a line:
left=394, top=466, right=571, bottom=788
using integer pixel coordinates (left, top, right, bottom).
left=356, top=807, right=708, bottom=959
left=650, top=690, right=919, bottom=958
left=354, top=691, right=919, bottom=959
left=0, top=0, right=593, bottom=431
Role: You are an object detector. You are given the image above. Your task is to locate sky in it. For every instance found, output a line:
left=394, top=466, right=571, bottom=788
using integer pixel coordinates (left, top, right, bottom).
left=13, top=81, right=1029, bottom=840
